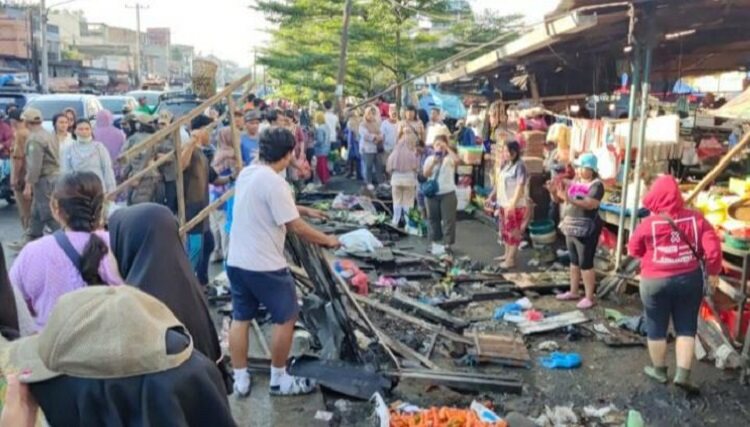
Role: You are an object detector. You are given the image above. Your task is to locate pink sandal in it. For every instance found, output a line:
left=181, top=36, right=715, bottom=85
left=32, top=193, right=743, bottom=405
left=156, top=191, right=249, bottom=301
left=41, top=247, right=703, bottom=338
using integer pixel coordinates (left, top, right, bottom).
left=555, top=291, right=579, bottom=301
left=576, top=297, right=595, bottom=310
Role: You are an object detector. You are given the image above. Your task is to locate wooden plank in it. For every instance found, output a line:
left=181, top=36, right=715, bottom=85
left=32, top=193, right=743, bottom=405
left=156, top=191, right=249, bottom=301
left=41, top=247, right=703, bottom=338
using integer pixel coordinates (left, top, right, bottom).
left=173, top=129, right=186, bottom=229
left=352, top=294, right=473, bottom=345
left=179, top=188, right=235, bottom=236
left=385, top=369, right=522, bottom=395
left=226, top=95, right=244, bottom=173
left=517, top=310, right=589, bottom=335
left=686, top=131, right=750, bottom=204
left=118, top=73, right=253, bottom=162
left=465, top=330, right=531, bottom=366
left=390, top=291, right=469, bottom=331
left=378, top=327, right=438, bottom=369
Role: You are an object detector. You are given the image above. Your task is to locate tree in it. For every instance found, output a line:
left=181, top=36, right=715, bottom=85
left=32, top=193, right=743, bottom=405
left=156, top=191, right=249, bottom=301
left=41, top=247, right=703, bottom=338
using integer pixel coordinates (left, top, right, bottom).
left=254, top=0, right=519, bottom=103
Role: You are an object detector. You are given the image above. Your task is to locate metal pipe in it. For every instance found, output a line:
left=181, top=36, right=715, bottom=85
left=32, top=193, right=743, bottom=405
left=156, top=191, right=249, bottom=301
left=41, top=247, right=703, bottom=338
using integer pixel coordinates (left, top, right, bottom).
left=613, top=49, right=641, bottom=271
left=627, top=45, right=653, bottom=235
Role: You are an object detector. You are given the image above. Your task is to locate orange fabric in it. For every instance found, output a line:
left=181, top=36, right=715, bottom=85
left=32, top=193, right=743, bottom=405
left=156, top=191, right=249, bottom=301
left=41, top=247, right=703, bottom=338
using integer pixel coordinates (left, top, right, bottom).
left=389, top=407, right=508, bottom=427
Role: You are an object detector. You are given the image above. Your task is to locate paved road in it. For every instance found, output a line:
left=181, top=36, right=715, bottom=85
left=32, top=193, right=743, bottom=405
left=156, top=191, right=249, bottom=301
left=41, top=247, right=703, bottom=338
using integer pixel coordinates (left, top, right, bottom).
left=1, top=200, right=24, bottom=265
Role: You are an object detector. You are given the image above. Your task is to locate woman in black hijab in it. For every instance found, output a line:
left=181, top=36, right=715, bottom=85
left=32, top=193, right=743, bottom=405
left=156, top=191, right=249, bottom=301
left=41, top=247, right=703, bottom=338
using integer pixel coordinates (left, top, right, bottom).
left=0, top=243, right=19, bottom=338
left=109, top=203, right=222, bottom=363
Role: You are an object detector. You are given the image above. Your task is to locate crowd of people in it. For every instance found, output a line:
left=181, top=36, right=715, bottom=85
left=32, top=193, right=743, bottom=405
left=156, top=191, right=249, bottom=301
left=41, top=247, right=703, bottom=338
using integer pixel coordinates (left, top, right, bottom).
left=0, top=90, right=729, bottom=424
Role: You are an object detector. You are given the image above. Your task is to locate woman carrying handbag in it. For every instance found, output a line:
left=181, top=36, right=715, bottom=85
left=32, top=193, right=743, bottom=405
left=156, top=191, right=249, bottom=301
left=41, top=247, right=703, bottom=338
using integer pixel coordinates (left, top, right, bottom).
left=628, top=175, right=722, bottom=392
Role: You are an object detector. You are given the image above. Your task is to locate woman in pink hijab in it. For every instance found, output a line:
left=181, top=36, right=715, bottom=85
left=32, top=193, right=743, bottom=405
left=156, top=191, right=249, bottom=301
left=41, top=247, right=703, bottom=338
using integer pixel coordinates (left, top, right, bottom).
left=94, top=110, right=126, bottom=180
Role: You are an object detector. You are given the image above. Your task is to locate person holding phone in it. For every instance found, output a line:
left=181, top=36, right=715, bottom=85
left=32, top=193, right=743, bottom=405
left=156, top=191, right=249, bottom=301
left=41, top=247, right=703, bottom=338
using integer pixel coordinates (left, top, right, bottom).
left=422, top=135, right=459, bottom=256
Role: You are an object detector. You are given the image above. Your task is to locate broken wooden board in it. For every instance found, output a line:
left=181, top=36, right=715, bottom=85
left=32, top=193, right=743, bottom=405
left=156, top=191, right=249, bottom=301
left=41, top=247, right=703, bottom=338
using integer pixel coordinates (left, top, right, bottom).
left=500, top=271, right=571, bottom=292
left=352, top=294, right=473, bottom=345
left=385, top=369, right=523, bottom=395
left=517, top=310, right=589, bottom=335
left=390, top=291, right=470, bottom=331
left=438, top=287, right=520, bottom=310
left=465, top=330, right=531, bottom=368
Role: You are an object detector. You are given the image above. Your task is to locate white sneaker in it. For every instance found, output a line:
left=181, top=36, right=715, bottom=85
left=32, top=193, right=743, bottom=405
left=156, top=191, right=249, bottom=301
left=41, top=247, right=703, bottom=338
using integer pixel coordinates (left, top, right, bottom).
left=431, top=243, right=446, bottom=256
left=556, top=249, right=570, bottom=257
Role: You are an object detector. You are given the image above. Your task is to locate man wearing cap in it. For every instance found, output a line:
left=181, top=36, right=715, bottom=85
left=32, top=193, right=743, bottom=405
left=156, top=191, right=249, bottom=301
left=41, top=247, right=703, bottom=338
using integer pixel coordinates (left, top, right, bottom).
left=8, top=110, right=31, bottom=234
left=21, top=108, right=60, bottom=242
left=0, top=286, right=235, bottom=426
left=155, top=110, right=180, bottom=213
left=240, top=110, right=261, bottom=166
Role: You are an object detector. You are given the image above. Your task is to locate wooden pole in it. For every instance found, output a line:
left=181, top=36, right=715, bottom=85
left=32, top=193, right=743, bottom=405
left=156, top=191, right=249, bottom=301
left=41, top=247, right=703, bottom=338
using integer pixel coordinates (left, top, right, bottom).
left=174, top=128, right=186, bottom=229
left=119, top=73, right=253, bottom=162
left=179, top=188, right=235, bottom=236
left=226, top=96, right=244, bottom=172
left=685, top=132, right=750, bottom=205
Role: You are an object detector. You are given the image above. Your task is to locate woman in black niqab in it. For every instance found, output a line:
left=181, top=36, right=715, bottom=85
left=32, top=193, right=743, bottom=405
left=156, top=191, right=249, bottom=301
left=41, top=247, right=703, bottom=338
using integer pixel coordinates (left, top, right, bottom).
left=109, top=203, right=221, bottom=363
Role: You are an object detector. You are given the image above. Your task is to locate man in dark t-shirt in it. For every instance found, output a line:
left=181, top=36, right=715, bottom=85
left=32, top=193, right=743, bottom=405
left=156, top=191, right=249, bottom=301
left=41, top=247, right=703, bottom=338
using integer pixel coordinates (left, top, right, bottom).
left=181, top=115, right=232, bottom=284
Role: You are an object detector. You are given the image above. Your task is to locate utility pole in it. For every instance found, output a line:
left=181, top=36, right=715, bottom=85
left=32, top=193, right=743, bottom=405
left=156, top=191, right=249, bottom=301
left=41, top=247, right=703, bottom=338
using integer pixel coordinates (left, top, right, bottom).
left=40, top=0, right=49, bottom=93
left=334, top=0, right=353, bottom=115
left=126, top=3, right=148, bottom=89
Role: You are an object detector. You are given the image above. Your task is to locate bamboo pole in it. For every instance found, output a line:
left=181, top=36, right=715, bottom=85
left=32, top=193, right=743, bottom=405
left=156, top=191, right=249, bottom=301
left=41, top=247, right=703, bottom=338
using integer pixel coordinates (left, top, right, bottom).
left=685, top=131, right=750, bottom=205
left=179, top=188, right=235, bottom=236
left=118, top=73, right=253, bottom=163
left=174, top=129, right=187, bottom=229
left=226, top=96, right=244, bottom=172
left=106, top=150, right=173, bottom=201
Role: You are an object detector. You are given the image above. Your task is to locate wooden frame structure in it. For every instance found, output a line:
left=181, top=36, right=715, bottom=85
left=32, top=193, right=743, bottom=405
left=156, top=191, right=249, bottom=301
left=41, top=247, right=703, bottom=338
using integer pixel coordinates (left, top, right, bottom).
left=106, top=73, right=254, bottom=238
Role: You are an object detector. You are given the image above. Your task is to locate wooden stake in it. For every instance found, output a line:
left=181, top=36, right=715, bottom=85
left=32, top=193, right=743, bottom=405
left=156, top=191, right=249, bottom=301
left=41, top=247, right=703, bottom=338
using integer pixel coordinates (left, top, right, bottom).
left=226, top=95, right=244, bottom=173
left=173, top=128, right=186, bottom=229
left=686, top=132, right=750, bottom=204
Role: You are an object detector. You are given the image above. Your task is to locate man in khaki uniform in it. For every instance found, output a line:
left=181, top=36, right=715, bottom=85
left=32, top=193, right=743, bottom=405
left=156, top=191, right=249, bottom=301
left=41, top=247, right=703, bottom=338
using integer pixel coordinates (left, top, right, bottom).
left=22, top=108, right=60, bottom=241
left=8, top=109, right=31, bottom=232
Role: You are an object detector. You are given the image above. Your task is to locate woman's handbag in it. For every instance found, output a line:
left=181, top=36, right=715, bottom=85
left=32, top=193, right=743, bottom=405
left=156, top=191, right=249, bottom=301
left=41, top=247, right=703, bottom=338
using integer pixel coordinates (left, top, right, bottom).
left=659, top=214, right=710, bottom=295
left=420, top=157, right=443, bottom=198
left=559, top=216, right=595, bottom=238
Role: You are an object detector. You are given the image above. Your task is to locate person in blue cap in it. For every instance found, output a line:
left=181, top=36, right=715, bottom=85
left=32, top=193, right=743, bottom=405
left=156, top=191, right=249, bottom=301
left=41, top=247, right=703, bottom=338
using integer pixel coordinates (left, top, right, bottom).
left=555, top=152, right=604, bottom=310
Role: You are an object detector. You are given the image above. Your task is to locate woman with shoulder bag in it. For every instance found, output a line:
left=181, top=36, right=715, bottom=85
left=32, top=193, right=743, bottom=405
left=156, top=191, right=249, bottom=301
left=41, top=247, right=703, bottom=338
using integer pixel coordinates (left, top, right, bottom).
left=628, top=175, right=722, bottom=392
left=422, top=135, right=459, bottom=256
left=555, top=153, right=604, bottom=309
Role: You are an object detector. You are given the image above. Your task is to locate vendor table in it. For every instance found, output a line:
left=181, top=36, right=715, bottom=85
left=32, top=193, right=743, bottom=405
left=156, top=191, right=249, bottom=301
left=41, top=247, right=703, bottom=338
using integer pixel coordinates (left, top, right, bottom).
left=724, top=243, right=750, bottom=384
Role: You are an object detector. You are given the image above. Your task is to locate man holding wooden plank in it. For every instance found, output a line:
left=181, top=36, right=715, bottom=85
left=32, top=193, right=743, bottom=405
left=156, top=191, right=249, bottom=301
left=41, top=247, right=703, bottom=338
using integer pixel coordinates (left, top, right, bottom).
left=226, top=127, right=339, bottom=397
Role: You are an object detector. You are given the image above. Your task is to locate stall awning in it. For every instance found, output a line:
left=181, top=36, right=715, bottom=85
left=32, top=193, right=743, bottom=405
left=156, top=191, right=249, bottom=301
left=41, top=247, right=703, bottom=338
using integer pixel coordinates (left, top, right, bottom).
left=424, top=12, right=598, bottom=85
left=713, top=86, right=750, bottom=120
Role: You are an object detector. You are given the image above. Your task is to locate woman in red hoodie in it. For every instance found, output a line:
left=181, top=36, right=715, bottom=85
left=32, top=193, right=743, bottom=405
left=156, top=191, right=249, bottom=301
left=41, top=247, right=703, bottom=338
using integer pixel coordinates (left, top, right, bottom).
left=628, top=175, right=721, bottom=392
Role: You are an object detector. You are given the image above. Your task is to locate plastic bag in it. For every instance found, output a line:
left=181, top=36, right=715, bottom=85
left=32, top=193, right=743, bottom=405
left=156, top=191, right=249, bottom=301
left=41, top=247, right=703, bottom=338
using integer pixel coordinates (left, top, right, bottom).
left=338, top=229, right=384, bottom=253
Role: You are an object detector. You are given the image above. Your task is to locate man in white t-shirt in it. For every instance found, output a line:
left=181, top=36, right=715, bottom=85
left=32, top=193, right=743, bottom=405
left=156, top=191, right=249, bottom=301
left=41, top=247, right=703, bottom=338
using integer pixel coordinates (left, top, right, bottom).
left=323, top=100, right=340, bottom=151
left=425, top=107, right=450, bottom=147
left=226, top=127, right=339, bottom=397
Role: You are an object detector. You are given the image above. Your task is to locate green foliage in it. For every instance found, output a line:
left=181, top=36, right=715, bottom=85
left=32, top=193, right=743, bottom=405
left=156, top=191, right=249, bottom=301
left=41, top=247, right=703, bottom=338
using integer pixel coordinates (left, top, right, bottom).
left=254, top=0, right=519, bottom=103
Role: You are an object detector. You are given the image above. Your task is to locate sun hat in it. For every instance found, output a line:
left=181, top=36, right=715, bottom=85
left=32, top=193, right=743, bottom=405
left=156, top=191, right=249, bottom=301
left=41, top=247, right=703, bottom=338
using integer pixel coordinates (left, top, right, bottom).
left=20, top=108, right=43, bottom=124
left=574, top=152, right=598, bottom=172
left=0, top=286, right=192, bottom=384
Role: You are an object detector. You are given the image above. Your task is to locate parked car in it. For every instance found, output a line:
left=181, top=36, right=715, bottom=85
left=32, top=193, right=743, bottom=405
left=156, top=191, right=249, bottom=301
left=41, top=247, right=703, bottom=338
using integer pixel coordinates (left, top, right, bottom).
left=24, top=94, right=104, bottom=133
left=99, top=95, right=137, bottom=119
left=0, top=89, right=38, bottom=113
left=126, top=90, right=163, bottom=111
left=156, top=92, right=202, bottom=120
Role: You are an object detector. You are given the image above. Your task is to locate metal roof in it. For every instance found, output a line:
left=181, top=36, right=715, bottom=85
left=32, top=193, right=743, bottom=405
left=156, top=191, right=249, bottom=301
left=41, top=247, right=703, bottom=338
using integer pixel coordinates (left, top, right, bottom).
left=425, top=0, right=750, bottom=92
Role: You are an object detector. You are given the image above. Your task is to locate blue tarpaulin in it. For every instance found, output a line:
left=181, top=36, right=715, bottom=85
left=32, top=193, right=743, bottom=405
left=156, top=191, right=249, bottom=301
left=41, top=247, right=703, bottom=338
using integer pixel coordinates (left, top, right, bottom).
left=419, top=86, right=466, bottom=119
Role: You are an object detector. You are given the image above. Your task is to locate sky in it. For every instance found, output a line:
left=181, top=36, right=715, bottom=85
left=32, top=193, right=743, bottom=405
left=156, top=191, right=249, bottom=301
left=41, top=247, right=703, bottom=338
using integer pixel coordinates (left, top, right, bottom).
left=48, top=0, right=561, bottom=67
